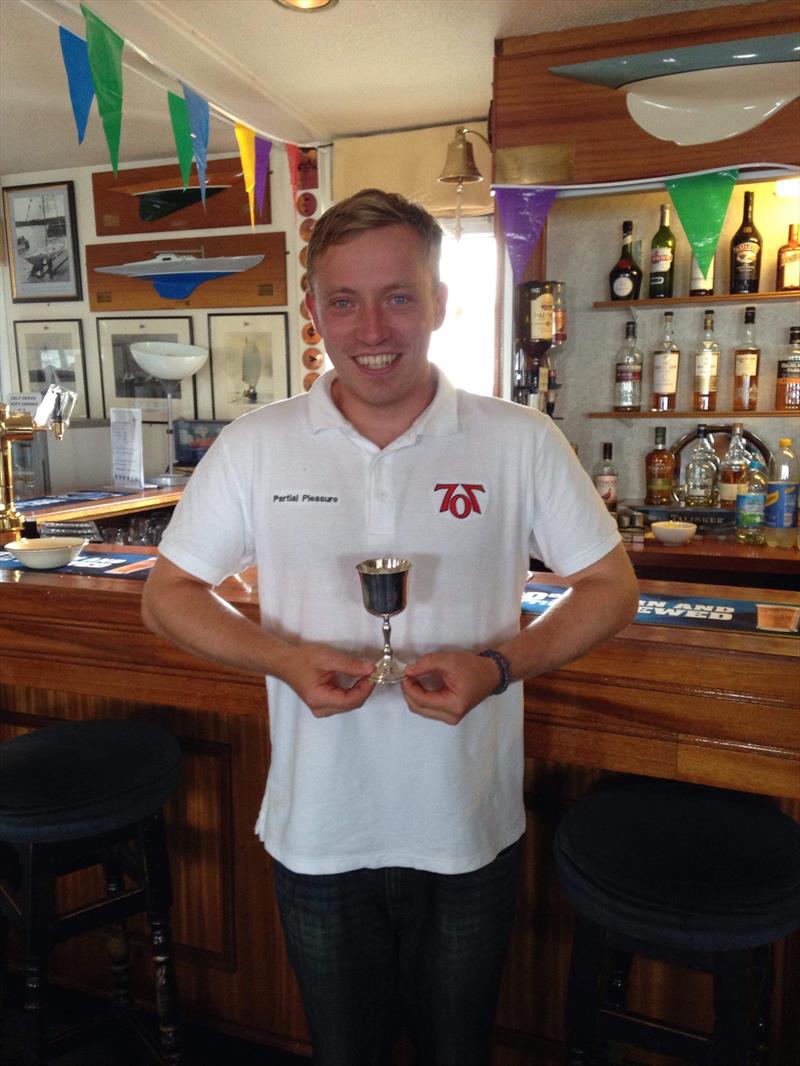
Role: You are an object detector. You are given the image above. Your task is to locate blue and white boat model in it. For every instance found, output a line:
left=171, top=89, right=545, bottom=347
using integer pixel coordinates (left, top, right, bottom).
left=95, top=251, right=264, bottom=299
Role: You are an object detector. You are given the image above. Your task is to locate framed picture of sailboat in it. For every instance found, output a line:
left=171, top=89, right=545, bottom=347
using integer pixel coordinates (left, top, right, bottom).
left=2, top=181, right=82, bottom=302
left=208, top=312, right=290, bottom=421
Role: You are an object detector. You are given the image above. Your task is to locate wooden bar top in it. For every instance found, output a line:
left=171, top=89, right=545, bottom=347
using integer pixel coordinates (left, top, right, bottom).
left=1, top=550, right=798, bottom=798
left=22, top=487, right=183, bottom=524
left=629, top=534, right=799, bottom=575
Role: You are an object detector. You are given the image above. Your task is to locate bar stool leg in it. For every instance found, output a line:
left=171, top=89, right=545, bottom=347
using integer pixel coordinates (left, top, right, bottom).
left=711, top=950, right=749, bottom=1066
left=605, top=949, right=632, bottom=1010
left=752, top=944, right=773, bottom=1066
left=0, top=908, right=8, bottom=1056
left=20, top=848, right=52, bottom=1066
left=103, top=849, right=134, bottom=1018
left=141, top=812, right=183, bottom=1064
left=564, top=913, right=606, bottom=1066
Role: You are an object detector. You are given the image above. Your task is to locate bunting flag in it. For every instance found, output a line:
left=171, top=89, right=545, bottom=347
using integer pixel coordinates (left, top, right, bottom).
left=81, top=4, right=124, bottom=173
left=167, top=92, right=193, bottom=189
left=59, top=27, right=95, bottom=144
left=285, top=143, right=301, bottom=211
left=665, top=169, right=739, bottom=276
left=234, top=122, right=257, bottom=227
left=494, top=187, right=558, bottom=285
left=255, top=137, right=273, bottom=219
left=182, top=84, right=209, bottom=205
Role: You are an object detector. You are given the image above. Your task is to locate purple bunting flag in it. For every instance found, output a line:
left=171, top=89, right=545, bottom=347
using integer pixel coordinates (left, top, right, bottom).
left=255, top=137, right=272, bottom=218
left=494, top=187, right=558, bottom=285
left=59, top=26, right=95, bottom=144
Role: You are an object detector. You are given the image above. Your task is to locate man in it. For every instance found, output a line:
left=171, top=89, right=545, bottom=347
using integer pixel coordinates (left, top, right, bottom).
left=142, top=188, right=639, bottom=1066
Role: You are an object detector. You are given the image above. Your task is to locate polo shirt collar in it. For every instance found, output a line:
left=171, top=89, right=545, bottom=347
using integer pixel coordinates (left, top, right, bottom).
left=307, top=367, right=460, bottom=444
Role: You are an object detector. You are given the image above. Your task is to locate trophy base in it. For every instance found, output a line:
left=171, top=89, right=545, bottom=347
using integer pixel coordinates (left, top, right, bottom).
left=369, top=656, right=406, bottom=685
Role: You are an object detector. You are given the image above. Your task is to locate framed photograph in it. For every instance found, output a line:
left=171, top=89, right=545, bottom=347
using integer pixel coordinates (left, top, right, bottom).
left=13, top=319, right=89, bottom=419
left=97, top=316, right=196, bottom=422
left=208, top=312, right=290, bottom=421
left=2, top=181, right=82, bottom=302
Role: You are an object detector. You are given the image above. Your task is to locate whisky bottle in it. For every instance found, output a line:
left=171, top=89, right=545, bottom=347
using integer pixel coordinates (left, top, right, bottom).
left=644, top=426, right=675, bottom=505
left=732, top=306, right=760, bottom=412
left=609, top=221, right=643, bottom=301
left=776, top=224, right=800, bottom=292
left=513, top=281, right=553, bottom=408
left=613, top=320, right=643, bottom=411
left=692, top=309, right=719, bottom=412
left=684, top=424, right=717, bottom=507
left=648, top=204, right=676, bottom=298
left=593, top=443, right=618, bottom=511
left=729, top=190, right=762, bottom=294
left=775, top=326, right=800, bottom=411
left=651, top=312, right=680, bottom=412
left=718, top=422, right=750, bottom=509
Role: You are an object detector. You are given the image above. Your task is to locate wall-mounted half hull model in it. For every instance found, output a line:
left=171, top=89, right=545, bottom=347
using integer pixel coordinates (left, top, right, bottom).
left=94, top=252, right=265, bottom=299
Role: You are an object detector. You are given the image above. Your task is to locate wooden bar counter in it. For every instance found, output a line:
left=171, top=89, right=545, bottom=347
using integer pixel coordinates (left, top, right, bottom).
left=1, top=551, right=798, bottom=1063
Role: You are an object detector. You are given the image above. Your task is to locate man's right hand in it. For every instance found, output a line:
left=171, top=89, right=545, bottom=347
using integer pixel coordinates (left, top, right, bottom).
left=279, top=642, right=376, bottom=717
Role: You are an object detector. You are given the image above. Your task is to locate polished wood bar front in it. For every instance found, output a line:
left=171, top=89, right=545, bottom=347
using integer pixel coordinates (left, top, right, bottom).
left=1, top=553, right=798, bottom=1062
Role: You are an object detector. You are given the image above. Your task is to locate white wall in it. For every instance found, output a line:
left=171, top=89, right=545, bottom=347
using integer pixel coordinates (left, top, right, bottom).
left=545, top=182, right=800, bottom=501
left=1, top=147, right=330, bottom=491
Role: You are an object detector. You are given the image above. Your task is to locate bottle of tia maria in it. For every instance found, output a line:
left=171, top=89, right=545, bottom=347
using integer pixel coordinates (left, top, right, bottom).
left=613, top=320, right=643, bottom=411
left=729, top=190, right=762, bottom=294
left=593, top=443, right=619, bottom=511
left=733, top=306, right=760, bottom=411
left=776, top=224, right=800, bottom=292
left=609, top=221, right=643, bottom=301
left=644, top=426, right=675, bottom=505
left=651, top=311, right=680, bottom=411
left=692, top=309, right=720, bottom=412
left=648, top=204, right=676, bottom=298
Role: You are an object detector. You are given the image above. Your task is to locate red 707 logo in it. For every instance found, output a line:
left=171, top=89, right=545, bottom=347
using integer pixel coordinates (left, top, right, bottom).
left=434, top=483, right=485, bottom=519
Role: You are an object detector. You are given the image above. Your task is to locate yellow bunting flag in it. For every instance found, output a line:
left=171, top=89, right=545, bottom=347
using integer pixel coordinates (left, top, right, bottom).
left=234, top=123, right=257, bottom=228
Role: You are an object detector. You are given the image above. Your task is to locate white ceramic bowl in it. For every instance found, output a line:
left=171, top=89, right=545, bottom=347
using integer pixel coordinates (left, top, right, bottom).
left=650, top=520, right=697, bottom=546
left=4, top=536, right=87, bottom=569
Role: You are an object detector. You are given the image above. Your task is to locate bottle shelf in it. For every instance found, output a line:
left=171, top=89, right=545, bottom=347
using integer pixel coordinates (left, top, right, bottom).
left=587, top=410, right=793, bottom=420
left=592, top=292, right=799, bottom=310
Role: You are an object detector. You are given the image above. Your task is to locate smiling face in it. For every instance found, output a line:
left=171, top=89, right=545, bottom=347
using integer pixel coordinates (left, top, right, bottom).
left=305, top=225, right=447, bottom=446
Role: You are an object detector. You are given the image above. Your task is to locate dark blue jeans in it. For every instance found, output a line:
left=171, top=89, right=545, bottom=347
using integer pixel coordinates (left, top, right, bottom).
left=273, top=839, right=522, bottom=1066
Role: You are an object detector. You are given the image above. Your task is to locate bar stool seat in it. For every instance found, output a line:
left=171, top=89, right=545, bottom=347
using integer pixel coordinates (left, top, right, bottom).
left=554, top=777, right=800, bottom=1066
left=0, top=719, right=183, bottom=1064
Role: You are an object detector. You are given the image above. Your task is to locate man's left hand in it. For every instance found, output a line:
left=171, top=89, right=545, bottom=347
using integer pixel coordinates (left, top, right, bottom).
left=400, top=651, right=503, bottom=725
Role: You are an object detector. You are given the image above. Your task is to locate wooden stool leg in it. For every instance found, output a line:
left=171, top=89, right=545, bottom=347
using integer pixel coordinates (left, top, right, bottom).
left=712, top=950, right=749, bottom=1066
left=20, top=848, right=52, bottom=1066
left=752, top=944, right=773, bottom=1066
left=103, top=849, right=134, bottom=1018
left=564, top=913, right=606, bottom=1066
left=605, top=949, right=632, bottom=1010
left=0, top=908, right=8, bottom=1058
left=141, top=812, right=183, bottom=1064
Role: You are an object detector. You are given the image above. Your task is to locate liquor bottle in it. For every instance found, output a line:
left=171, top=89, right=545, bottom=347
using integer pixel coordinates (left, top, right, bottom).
left=644, top=426, right=675, bottom=505
left=689, top=254, right=715, bottom=297
left=651, top=311, right=680, bottom=412
left=776, top=224, right=800, bottom=292
left=736, top=459, right=767, bottom=544
left=684, top=424, right=717, bottom=507
left=729, top=190, right=762, bottom=294
left=775, top=326, right=800, bottom=410
left=613, top=320, right=643, bottom=412
left=550, top=282, right=567, bottom=347
left=692, top=310, right=720, bottom=412
left=732, top=306, right=760, bottom=412
left=609, top=221, right=643, bottom=301
left=717, top=423, right=750, bottom=509
left=765, top=438, right=798, bottom=548
left=593, top=443, right=618, bottom=511
left=513, top=281, right=552, bottom=408
left=648, top=204, right=676, bottom=298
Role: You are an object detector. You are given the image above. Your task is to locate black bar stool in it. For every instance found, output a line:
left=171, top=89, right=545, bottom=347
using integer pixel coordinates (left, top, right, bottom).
left=0, top=719, right=183, bottom=1064
left=553, top=777, right=800, bottom=1066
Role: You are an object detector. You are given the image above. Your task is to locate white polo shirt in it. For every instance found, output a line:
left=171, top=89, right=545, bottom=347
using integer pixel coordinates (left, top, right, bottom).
left=158, top=370, right=619, bottom=874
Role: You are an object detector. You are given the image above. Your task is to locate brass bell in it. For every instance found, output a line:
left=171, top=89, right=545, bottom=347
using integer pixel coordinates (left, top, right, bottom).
left=438, top=127, right=484, bottom=189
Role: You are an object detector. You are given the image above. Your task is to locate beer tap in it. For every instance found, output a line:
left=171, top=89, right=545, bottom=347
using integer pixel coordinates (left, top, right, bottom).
left=0, top=385, right=77, bottom=546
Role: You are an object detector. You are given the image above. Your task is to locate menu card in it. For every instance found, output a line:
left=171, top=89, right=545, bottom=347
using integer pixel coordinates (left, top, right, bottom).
left=110, top=408, right=144, bottom=490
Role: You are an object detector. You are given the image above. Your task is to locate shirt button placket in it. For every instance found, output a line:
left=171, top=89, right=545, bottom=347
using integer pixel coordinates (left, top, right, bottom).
left=369, top=454, right=394, bottom=536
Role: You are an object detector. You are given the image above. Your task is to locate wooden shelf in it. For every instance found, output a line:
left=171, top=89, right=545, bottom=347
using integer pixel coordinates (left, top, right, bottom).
left=592, top=292, right=799, bottom=310
left=587, top=410, right=793, bottom=419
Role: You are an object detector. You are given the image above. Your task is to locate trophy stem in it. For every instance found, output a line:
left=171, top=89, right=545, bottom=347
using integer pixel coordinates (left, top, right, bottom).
left=382, top=615, right=392, bottom=658
left=369, top=613, right=406, bottom=685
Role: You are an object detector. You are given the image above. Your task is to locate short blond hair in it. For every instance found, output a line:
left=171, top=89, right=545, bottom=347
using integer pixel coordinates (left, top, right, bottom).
left=307, top=188, right=443, bottom=291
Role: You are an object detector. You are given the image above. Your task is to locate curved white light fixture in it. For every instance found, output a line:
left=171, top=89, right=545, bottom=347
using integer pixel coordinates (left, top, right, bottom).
left=625, top=63, right=800, bottom=145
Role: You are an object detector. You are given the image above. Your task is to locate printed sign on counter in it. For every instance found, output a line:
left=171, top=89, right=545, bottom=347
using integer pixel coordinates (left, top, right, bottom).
left=110, top=407, right=144, bottom=490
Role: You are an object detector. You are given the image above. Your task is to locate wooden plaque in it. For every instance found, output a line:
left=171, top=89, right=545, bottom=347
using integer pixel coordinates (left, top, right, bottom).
left=91, top=157, right=267, bottom=236
left=85, top=233, right=287, bottom=312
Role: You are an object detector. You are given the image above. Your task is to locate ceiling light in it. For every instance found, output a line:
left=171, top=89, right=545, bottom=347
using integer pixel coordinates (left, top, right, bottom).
left=273, top=0, right=338, bottom=10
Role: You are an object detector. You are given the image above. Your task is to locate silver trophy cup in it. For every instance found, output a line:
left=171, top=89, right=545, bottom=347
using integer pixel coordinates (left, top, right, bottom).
left=356, top=557, right=412, bottom=684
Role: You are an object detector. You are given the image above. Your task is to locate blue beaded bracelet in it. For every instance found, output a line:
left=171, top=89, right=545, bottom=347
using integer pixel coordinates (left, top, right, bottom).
left=479, top=649, right=512, bottom=695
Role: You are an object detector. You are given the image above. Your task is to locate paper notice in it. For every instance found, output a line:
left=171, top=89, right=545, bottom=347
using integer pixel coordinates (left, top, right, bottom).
left=110, top=407, right=144, bottom=490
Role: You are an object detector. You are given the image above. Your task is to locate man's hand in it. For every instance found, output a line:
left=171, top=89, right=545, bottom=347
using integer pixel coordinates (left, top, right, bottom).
left=400, top=651, right=502, bottom=726
left=279, top=642, right=376, bottom=718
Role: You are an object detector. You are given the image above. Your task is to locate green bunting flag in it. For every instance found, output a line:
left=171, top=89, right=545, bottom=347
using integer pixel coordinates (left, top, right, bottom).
left=167, top=92, right=194, bottom=189
left=81, top=4, right=124, bottom=173
left=666, top=169, right=739, bottom=276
